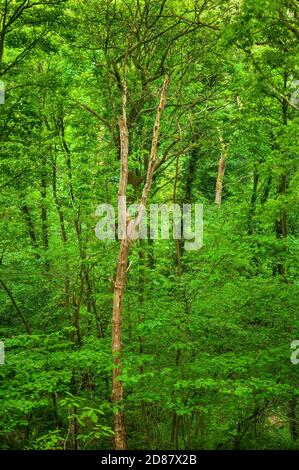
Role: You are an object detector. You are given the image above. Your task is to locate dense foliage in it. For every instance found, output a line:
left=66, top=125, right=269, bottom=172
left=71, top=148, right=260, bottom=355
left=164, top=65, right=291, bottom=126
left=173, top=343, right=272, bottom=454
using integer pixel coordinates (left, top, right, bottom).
left=0, top=0, right=298, bottom=450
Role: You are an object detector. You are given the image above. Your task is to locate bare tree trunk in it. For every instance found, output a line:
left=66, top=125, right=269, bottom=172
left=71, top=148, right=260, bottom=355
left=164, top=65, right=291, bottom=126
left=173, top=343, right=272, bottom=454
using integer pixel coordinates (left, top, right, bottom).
left=40, top=153, right=49, bottom=264
left=173, top=152, right=182, bottom=276
left=111, top=72, right=130, bottom=450
left=19, top=194, right=39, bottom=250
left=277, top=174, right=288, bottom=277
left=215, top=129, right=228, bottom=206
left=112, top=238, right=131, bottom=450
left=0, top=0, right=8, bottom=64
left=0, top=278, right=31, bottom=334
left=288, top=396, right=298, bottom=442
left=52, top=153, right=67, bottom=243
left=276, top=74, right=288, bottom=279
left=111, top=76, right=169, bottom=450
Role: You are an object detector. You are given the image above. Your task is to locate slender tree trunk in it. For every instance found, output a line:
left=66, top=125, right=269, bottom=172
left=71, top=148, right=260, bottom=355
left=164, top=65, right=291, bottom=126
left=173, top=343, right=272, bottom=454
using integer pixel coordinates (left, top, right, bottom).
left=184, top=146, right=197, bottom=204
left=111, top=76, right=169, bottom=449
left=40, top=154, right=49, bottom=262
left=112, top=238, right=131, bottom=450
left=52, top=154, right=67, bottom=243
left=111, top=72, right=130, bottom=450
left=0, top=0, right=8, bottom=64
left=288, top=397, right=298, bottom=442
left=215, top=129, right=228, bottom=206
left=248, top=167, right=259, bottom=235
left=276, top=74, right=289, bottom=278
left=85, top=271, right=104, bottom=338
left=0, top=278, right=31, bottom=334
left=173, top=152, right=182, bottom=275
left=60, top=116, right=82, bottom=245
left=19, top=194, right=39, bottom=250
